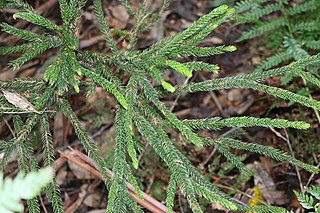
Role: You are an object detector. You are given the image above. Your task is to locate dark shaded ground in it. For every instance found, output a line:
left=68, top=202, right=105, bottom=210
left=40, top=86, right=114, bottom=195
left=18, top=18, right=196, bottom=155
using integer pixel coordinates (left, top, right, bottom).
left=0, top=0, right=319, bottom=212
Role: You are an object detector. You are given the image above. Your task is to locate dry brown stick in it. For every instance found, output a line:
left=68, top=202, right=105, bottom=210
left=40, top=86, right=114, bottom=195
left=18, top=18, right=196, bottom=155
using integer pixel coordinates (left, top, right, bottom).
left=58, top=147, right=169, bottom=213
left=68, top=147, right=169, bottom=213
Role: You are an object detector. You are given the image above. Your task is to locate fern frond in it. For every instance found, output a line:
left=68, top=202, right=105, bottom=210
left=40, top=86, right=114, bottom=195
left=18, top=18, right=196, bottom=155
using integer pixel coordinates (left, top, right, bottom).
left=236, top=2, right=282, bottom=25
left=294, top=190, right=314, bottom=209
left=287, top=0, right=320, bottom=16
left=0, top=167, right=53, bottom=213
left=254, top=50, right=292, bottom=72
left=284, top=37, right=309, bottom=61
left=292, top=21, right=320, bottom=32
left=305, top=40, right=320, bottom=50
left=290, top=69, right=320, bottom=88
left=306, top=186, right=320, bottom=200
left=249, top=53, right=320, bottom=80
left=234, top=0, right=266, bottom=13
left=237, top=18, right=286, bottom=42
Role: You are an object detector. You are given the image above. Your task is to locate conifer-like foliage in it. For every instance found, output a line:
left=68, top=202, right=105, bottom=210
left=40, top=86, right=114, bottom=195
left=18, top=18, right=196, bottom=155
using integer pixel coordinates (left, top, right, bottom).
left=0, top=0, right=320, bottom=212
left=235, top=0, right=320, bottom=72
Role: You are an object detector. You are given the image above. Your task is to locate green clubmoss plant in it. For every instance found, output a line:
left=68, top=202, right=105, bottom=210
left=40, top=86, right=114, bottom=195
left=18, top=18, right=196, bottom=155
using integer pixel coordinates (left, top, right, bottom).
left=0, top=0, right=320, bottom=212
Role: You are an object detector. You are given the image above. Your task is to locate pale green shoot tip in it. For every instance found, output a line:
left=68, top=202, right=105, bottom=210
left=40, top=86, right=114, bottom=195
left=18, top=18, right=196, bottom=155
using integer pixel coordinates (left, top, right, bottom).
left=301, top=122, right=311, bottom=129
left=228, top=8, right=236, bottom=14
left=74, top=84, right=80, bottom=93
left=119, top=99, right=128, bottom=109
left=161, top=81, right=175, bottom=93
left=133, top=161, right=138, bottom=169
left=166, top=60, right=193, bottom=78
left=224, top=45, right=237, bottom=52
left=218, top=5, right=229, bottom=10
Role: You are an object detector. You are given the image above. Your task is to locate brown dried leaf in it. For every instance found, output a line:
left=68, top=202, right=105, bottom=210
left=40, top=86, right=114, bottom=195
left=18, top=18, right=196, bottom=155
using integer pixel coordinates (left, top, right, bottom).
left=1, top=90, right=41, bottom=114
left=247, top=162, right=289, bottom=205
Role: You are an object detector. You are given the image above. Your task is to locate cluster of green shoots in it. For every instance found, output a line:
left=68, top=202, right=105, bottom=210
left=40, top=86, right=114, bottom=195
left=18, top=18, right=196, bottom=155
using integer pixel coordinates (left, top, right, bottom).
left=0, top=0, right=320, bottom=212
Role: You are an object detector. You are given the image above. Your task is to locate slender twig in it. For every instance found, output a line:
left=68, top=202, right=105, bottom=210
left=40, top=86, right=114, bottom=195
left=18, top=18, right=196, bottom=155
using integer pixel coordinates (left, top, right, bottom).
left=270, top=127, right=304, bottom=193
left=305, top=163, right=320, bottom=188
left=39, top=195, right=49, bottom=213
left=58, top=147, right=170, bottom=213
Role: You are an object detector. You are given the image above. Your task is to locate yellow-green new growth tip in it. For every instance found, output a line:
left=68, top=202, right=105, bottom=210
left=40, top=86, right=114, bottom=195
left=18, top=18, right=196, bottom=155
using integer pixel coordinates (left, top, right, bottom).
left=161, top=81, right=175, bottom=93
left=224, top=45, right=237, bottom=52
left=166, top=60, right=193, bottom=78
left=73, top=84, right=80, bottom=93
left=300, top=122, right=311, bottom=129
left=228, top=8, right=236, bottom=15
left=217, top=4, right=229, bottom=11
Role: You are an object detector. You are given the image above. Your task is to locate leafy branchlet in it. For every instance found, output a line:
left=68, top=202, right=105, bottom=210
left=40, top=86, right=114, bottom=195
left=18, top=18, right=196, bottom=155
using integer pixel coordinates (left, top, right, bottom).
left=0, top=0, right=320, bottom=212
